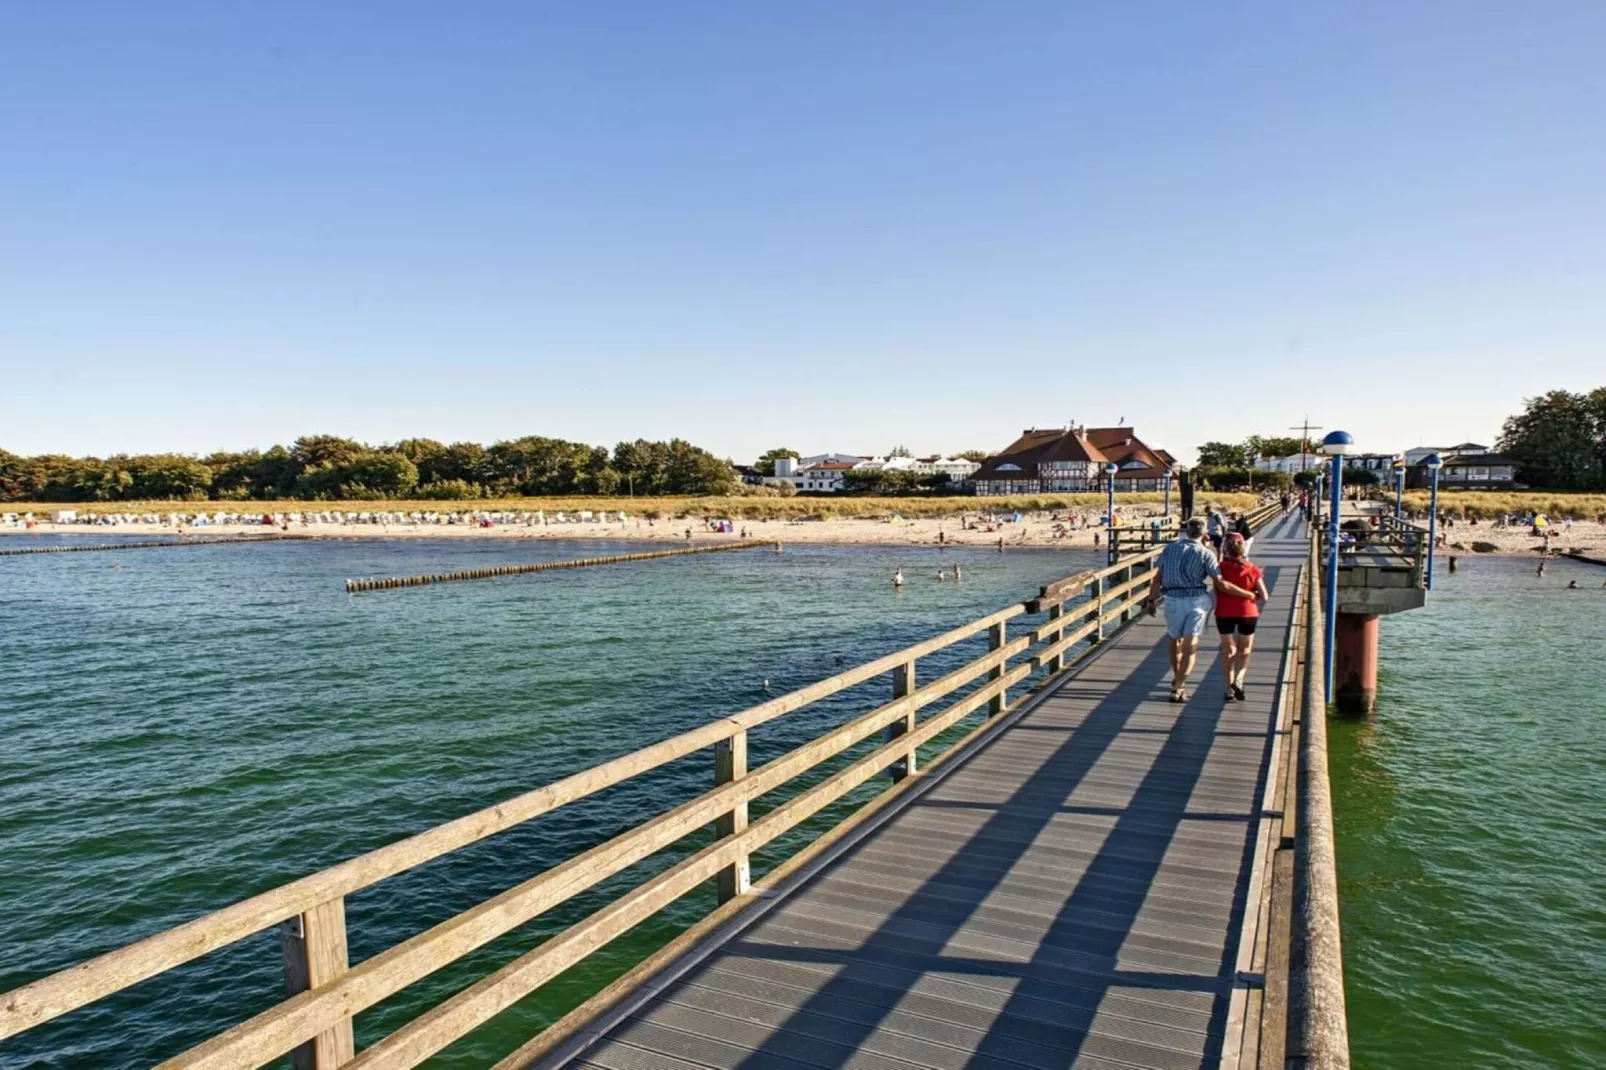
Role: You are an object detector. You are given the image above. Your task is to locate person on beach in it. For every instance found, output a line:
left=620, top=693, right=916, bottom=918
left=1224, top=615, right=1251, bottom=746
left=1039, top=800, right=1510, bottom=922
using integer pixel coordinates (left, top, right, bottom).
left=1143, top=518, right=1260, bottom=703
left=1214, top=533, right=1270, bottom=701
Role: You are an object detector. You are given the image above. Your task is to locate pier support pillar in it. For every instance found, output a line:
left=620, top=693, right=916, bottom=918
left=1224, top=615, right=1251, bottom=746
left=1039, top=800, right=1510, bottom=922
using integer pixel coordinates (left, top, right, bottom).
left=1334, top=612, right=1379, bottom=715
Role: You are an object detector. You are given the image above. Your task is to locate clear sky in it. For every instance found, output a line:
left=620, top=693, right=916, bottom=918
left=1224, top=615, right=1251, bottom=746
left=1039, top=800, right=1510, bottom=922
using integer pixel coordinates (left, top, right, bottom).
left=3, top=1, right=1603, bottom=464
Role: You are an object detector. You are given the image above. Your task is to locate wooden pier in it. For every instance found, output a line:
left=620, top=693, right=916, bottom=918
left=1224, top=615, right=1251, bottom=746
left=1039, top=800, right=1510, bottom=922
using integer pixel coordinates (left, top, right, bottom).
left=0, top=505, right=1349, bottom=1069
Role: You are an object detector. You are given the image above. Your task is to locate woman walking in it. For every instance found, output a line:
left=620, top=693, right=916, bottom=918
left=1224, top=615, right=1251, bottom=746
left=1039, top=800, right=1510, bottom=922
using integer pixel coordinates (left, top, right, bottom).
left=1215, top=532, right=1270, bottom=701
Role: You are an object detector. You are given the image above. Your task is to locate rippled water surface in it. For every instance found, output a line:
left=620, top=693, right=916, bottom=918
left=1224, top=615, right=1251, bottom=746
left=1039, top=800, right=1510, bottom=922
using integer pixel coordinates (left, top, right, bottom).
left=1331, top=554, right=1606, bottom=1070
left=0, top=534, right=1095, bottom=1068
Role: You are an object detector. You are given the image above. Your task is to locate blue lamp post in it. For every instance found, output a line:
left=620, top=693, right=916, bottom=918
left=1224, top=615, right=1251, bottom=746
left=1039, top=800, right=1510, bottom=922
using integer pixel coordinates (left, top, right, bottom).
left=1320, top=430, right=1354, bottom=696
left=1424, top=453, right=1444, bottom=590
left=1393, top=457, right=1407, bottom=520
left=1104, top=461, right=1120, bottom=564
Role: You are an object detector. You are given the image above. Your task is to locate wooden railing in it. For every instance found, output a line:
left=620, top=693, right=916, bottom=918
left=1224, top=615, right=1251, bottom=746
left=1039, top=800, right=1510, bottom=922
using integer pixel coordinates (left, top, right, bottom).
left=0, top=548, right=1173, bottom=1070
left=1111, top=501, right=1284, bottom=562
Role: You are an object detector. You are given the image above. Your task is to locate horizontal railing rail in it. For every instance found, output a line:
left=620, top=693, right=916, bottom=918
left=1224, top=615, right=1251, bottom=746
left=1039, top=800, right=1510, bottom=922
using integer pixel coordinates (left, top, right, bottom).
left=1109, top=500, right=1282, bottom=563
left=1, top=548, right=1171, bottom=1070
left=1317, top=511, right=1428, bottom=587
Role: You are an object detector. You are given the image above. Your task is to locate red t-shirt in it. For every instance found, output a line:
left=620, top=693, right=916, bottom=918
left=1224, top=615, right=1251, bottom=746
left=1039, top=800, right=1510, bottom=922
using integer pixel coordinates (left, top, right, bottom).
left=1216, top=559, right=1263, bottom=618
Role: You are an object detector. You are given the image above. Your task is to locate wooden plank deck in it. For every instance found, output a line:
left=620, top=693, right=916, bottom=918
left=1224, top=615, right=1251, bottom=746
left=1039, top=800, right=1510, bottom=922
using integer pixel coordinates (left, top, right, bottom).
left=537, top=519, right=1310, bottom=1070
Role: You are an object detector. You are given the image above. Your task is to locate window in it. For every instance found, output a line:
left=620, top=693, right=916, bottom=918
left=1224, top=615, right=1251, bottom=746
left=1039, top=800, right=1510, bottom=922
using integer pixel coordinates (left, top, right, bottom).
left=996, top=463, right=1022, bottom=472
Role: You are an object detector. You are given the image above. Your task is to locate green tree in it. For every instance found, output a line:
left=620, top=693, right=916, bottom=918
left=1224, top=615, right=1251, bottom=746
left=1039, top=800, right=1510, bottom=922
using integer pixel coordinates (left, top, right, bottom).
left=755, top=447, right=800, bottom=477
left=1196, top=441, right=1250, bottom=468
left=1498, top=389, right=1606, bottom=490
left=291, top=435, right=367, bottom=470
left=394, top=438, right=451, bottom=484
left=1244, top=435, right=1309, bottom=461
left=296, top=451, right=417, bottom=499
left=122, top=454, right=214, bottom=500
left=956, top=449, right=990, bottom=462
left=888, top=445, right=913, bottom=458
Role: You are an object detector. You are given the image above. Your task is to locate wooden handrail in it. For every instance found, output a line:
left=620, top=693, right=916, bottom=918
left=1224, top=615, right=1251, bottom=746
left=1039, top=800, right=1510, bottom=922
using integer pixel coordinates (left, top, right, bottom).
left=0, top=599, right=1025, bottom=1042
left=2, top=552, right=1170, bottom=1068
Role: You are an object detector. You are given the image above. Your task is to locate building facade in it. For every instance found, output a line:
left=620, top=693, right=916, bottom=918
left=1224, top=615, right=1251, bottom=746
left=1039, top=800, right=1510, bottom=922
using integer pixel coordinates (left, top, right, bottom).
left=970, top=426, right=1176, bottom=496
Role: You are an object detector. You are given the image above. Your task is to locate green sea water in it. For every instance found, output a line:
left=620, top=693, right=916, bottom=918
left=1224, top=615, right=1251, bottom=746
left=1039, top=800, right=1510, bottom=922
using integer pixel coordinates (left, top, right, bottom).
left=0, top=535, right=1093, bottom=1068
left=1331, top=554, right=1606, bottom=1070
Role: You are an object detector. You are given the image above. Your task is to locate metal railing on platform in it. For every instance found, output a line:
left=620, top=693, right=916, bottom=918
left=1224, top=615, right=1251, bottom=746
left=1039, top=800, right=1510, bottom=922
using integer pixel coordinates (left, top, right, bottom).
left=1315, top=513, right=1430, bottom=588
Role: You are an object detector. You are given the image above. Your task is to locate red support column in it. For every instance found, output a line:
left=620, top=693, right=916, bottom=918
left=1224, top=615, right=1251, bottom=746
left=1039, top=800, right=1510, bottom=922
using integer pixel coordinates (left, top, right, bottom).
left=1334, top=612, right=1380, bottom=714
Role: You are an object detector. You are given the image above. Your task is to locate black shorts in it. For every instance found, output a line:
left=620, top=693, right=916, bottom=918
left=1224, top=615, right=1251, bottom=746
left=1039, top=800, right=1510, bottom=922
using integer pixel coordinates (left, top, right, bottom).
left=1216, top=617, right=1258, bottom=636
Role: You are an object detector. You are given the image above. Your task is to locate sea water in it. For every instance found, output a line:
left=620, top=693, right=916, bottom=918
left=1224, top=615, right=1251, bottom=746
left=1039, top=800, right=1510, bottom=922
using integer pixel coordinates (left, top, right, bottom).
left=0, top=535, right=1093, bottom=1067
left=1332, top=553, right=1606, bottom=1069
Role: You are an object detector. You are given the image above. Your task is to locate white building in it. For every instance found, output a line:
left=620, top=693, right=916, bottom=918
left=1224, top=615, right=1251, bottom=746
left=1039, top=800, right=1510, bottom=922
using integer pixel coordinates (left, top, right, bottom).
left=1254, top=453, right=1323, bottom=473
left=1403, top=443, right=1488, bottom=466
left=795, top=460, right=854, bottom=492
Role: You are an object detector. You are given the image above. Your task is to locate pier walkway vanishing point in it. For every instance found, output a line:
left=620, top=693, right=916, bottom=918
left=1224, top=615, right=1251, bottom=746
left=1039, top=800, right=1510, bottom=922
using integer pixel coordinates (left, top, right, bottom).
left=0, top=506, right=1348, bottom=1070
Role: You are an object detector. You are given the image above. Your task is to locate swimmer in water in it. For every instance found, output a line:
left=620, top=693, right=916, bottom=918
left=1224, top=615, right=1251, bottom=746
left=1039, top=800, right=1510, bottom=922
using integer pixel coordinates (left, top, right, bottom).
left=953, top=564, right=962, bottom=581
left=936, top=569, right=947, bottom=581
left=1567, top=580, right=1579, bottom=589
left=892, top=568, right=904, bottom=588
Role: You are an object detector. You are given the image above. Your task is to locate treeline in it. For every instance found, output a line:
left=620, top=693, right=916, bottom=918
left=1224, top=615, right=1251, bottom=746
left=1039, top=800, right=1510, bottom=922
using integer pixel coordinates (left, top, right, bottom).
left=1498, top=388, right=1606, bottom=490
left=0, top=435, right=738, bottom=502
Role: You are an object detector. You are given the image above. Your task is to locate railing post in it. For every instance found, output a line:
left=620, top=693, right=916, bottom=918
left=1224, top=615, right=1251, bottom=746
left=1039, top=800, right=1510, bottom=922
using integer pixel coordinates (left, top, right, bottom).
left=714, top=729, right=751, bottom=902
left=987, top=622, right=1007, bottom=715
left=1090, top=574, right=1105, bottom=644
left=886, top=659, right=918, bottom=782
left=1044, top=602, right=1065, bottom=673
left=280, top=898, right=355, bottom=1069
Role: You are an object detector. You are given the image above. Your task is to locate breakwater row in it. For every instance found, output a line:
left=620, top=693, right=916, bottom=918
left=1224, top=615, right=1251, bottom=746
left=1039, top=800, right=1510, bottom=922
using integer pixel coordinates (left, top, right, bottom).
left=0, top=534, right=308, bottom=557
left=344, top=539, right=779, bottom=592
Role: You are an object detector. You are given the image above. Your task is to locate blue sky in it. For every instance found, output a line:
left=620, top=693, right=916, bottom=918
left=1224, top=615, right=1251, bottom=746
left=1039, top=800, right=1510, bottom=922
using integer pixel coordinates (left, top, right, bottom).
left=3, top=1, right=1603, bottom=464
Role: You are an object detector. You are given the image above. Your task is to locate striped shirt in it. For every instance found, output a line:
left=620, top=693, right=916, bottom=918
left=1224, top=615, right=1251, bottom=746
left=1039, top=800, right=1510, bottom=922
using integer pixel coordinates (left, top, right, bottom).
left=1157, top=537, right=1221, bottom=595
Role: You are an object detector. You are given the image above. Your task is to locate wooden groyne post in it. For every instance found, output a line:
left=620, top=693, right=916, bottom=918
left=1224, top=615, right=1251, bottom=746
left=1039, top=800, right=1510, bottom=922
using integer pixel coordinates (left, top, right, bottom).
left=0, top=534, right=309, bottom=557
left=343, top=540, right=779, bottom=593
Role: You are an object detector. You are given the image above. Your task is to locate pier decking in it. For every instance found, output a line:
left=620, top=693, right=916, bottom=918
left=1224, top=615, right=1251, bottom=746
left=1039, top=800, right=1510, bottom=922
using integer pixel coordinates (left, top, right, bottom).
left=524, top=518, right=1310, bottom=1070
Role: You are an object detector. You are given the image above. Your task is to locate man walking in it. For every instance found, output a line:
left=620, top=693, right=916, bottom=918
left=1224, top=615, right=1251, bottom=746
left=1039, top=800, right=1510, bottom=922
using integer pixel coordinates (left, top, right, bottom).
left=1144, top=517, right=1260, bottom=702
left=1205, top=505, right=1226, bottom=556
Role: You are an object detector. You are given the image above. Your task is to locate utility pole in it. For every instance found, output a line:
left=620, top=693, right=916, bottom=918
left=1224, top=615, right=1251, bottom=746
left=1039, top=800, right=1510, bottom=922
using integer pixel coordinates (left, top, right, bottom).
left=1290, top=417, right=1324, bottom=477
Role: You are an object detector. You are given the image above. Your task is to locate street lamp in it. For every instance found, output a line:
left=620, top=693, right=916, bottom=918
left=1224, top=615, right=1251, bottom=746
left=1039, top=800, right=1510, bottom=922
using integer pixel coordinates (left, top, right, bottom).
left=1320, top=430, right=1354, bottom=697
left=1392, top=457, right=1406, bottom=520
left=1104, top=461, right=1120, bottom=564
left=1425, top=453, right=1444, bottom=590
left=1163, top=465, right=1174, bottom=520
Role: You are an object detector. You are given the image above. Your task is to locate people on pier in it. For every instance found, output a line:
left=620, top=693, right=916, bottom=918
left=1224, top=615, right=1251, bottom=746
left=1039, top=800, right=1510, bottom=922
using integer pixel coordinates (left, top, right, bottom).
left=1143, top=518, right=1260, bottom=703
left=1214, top=533, right=1270, bottom=702
left=1205, top=506, right=1225, bottom=555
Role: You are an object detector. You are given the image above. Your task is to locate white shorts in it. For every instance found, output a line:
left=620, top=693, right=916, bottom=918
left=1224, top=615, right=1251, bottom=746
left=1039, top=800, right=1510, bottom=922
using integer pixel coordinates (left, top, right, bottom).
left=1163, top=592, right=1214, bottom=640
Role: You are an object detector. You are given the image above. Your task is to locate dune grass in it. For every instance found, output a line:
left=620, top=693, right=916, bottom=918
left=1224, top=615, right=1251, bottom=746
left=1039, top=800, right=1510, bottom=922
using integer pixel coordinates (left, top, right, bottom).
left=1396, top=490, right=1606, bottom=520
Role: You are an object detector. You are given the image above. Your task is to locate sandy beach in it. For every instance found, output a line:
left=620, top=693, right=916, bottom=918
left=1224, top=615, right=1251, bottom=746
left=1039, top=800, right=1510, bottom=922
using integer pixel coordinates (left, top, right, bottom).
left=14, top=513, right=1127, bottom=550
left=12, top=511, right=1606, bottom=558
